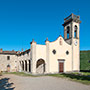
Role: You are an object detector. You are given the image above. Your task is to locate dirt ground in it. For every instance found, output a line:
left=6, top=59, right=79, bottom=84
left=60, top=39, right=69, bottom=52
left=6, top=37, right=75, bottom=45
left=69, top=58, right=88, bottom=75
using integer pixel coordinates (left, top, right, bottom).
left=0, top=74, right=90, bottom=90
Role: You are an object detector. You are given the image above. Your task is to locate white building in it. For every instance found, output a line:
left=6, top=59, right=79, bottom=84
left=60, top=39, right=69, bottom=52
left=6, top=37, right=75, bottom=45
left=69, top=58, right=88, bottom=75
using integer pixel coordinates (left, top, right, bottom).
left=0, top=13, right=81, bottom=74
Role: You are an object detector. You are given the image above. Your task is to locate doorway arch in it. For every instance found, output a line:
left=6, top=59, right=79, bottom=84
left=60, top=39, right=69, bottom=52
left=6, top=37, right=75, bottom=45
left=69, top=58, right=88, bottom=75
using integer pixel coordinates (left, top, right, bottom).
left=36, top=59, right=45, bottom=74
left=7, top=64, right=10, bottom=72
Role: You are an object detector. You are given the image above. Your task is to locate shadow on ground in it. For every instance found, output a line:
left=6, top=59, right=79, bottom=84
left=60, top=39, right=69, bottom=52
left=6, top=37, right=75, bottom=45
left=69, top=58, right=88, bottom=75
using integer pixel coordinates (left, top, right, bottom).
left=0, top=77, right=15, bottom=90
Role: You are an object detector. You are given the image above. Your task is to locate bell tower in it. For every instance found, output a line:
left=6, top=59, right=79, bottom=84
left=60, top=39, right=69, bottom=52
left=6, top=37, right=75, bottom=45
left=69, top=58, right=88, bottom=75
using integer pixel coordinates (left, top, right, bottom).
left=62, top=13, right=81, bottom=44
left=63, top=13, right=81, bottom=72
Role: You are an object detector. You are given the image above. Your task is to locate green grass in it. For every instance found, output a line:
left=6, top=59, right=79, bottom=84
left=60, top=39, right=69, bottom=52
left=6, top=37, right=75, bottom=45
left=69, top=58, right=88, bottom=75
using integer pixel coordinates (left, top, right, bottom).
left=80, top=51, right=90, bottom=70
left=0, top=72, right=2, bottom=76
left=3, top=72, right=36, bottom=77
left=46, top=72, right=90, bottom=85
left=81, top=72, right=90, bottom=75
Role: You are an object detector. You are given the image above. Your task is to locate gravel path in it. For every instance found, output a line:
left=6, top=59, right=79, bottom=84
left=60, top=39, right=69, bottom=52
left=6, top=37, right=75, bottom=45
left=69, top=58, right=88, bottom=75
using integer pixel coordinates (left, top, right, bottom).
left=0, top=74, right=90, bottom=90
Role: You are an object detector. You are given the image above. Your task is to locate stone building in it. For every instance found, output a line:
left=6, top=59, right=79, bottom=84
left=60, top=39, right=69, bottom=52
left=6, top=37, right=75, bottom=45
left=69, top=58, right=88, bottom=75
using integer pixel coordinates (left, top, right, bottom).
left=0, top=49, right=17, bottom=72
left=0, top=13, right=81, bottom=74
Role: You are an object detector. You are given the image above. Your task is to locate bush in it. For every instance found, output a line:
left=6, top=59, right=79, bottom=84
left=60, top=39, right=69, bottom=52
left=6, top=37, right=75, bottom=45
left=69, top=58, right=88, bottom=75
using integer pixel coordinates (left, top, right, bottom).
left=0, top=72, right=2, bottom=76
left=80, top=51, right=90, bottom=70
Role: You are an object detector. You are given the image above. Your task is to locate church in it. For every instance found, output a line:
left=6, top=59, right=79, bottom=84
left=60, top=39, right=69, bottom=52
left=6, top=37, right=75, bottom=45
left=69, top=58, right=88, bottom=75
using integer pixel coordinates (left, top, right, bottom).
left=0, top=13, right=81, bottom=74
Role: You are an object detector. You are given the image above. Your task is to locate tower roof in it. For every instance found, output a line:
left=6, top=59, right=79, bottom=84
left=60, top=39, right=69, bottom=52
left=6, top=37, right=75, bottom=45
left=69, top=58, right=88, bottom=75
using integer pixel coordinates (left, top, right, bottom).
left=62, top=13, right=81, bottom=26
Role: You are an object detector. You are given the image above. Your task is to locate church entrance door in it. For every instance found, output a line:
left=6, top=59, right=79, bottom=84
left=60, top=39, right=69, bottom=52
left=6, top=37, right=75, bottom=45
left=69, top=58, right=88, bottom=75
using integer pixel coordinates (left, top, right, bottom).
left=59, top=62, right=64, bottom=72
left=58, top=59, right=65, bottom=73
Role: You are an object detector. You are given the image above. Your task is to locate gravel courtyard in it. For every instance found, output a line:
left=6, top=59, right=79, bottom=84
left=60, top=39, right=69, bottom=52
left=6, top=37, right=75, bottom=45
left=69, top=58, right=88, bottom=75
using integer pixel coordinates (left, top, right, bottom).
left=0, top=74, right=90, bottom=90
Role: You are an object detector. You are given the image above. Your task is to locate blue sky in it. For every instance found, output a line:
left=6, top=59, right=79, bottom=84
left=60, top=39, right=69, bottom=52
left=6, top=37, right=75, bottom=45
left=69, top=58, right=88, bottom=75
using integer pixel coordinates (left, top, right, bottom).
left=0, top=0, right=90, bottom=51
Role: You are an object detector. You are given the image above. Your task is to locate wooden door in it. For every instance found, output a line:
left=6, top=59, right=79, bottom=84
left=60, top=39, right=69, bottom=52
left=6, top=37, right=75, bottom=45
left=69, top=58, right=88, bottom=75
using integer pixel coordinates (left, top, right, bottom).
left=7, top=67, right=10, bottom=72
left=59, top=62, right=64, bottom=73
left=7, top=65, right=10, bottom=72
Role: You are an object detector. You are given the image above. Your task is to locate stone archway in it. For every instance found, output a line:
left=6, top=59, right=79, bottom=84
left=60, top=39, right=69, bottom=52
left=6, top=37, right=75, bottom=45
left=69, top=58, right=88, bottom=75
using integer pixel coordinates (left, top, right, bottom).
left=36, top=59, right=45, bottom=74
left=29, top=60, right=31, bottom=72
left=19, top=61, right=22, bottom=72
left=22, top=61, right=24, bottom=71
left=25, top=60, right=27, bottom=71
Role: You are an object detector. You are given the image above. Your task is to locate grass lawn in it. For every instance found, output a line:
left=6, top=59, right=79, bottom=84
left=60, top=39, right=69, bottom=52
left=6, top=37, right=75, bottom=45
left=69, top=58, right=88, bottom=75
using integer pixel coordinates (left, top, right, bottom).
left=46, top=72, right=90, bottom=85
left=2, top=72, right=36, bottom=77
left=81, top=72, right=90, bottom=75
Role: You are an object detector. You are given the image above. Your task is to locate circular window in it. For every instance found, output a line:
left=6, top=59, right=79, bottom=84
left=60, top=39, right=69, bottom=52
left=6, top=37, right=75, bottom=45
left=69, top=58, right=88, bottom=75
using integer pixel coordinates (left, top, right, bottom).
left=66, top=51, right=69, bottom=55
left=52, top=49, right=56, bottom=54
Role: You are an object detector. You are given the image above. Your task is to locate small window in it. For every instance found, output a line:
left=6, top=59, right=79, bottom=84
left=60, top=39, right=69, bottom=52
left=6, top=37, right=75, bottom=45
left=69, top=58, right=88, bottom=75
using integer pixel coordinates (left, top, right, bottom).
left=7, top=56, right=10, bottom=60
left=7, top=64, right=10, bottom=67
left=23, top=53, right=24, bottom=55
left=66, top=51, right=69, bottom=55
left=52, top=49, right=56, bottom=54
left=27, top=51, right=29, bottom=54
left=27, top=51, right=29, bottom=55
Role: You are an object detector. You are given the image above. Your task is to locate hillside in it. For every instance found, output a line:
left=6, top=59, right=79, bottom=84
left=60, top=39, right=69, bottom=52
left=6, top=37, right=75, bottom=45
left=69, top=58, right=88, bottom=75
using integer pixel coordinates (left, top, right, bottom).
left=80, top=51, right=90, bottom=70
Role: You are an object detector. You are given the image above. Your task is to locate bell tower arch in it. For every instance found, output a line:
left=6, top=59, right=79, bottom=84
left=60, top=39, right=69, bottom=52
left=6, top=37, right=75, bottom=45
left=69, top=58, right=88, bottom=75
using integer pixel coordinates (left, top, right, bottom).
left=63, top=13, right=81, bottom=44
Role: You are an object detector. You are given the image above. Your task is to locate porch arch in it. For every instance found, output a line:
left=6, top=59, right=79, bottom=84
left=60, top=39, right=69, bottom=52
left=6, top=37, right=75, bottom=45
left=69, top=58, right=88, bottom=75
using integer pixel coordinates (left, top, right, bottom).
left=25, top=60, right=27, bottom=71
left=29, top=60, right=31, bottom=72
left=36, top=59, right=45, bottom=74
left=22, top=61, right=24, bottom=71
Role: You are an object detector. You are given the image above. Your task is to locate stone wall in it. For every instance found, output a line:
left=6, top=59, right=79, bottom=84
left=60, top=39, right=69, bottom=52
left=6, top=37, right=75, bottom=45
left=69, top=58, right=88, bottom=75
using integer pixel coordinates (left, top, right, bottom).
left=0, top=54, right=17, bottom=72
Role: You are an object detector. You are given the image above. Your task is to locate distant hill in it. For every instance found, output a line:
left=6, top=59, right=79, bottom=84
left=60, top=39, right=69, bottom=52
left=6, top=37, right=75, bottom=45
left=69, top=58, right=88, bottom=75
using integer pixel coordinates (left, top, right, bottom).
left=80, top=50, right=90, bottom=70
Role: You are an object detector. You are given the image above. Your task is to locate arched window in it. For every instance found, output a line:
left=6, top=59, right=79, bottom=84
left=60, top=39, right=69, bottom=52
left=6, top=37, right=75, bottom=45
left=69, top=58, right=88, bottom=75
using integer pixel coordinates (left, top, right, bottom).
left=67, top=26, right=70, bottom=39
left=74, top=25, right=78, bottom=38
left=7, top=64, right=10, bottom=67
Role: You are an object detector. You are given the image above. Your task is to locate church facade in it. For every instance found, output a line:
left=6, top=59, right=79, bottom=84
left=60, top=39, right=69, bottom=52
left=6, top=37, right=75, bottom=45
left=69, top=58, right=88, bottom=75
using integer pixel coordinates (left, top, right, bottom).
left=0, top=14, right=81, bottom=74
